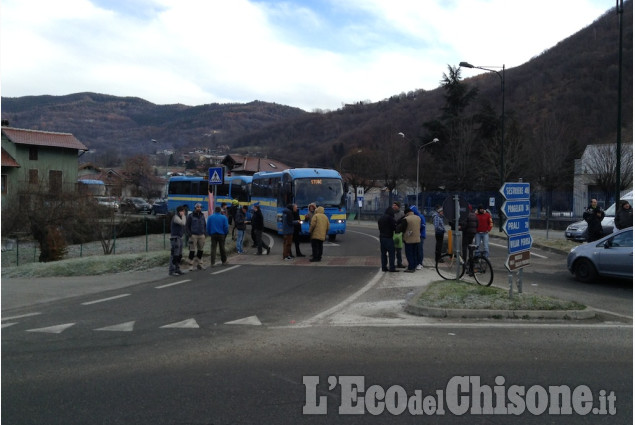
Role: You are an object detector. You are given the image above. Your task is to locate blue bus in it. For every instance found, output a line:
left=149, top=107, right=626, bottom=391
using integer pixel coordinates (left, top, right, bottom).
left=250, top=168, right=347, bottom=240
left=167, top=175, right=252, bottom=213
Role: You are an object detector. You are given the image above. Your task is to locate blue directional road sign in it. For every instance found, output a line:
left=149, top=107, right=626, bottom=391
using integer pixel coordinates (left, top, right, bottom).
left=208, top=167, right=224, bottom=185
left=501, top=199, right=531, bottom=218
left=508, top=233, right=533, bottom=254
left=503, top=217, right=531, bottom=237
left=499, top=182, right=530, bottom=201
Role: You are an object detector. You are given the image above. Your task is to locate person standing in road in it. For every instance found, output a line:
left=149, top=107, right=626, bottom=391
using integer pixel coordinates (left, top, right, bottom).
left=281, top=204, right=295, bottom=260
left=396, top=206, right=421, bottom=272
left=207, top=206, right=229, bottom=266
left=475, top=205, right=493, bottom=258
left=292, top=205, right=305, bottom=257
left=169, top=205, right=187, bottom=275
left=433, top=206, right=445, bottom=263
left=378, top=207, right=397, bottom=272
left=614, top=200, right=632, bottom=230
left=410, top=205, right=426, bottom=269
left=309, top=206, right=330, bottom=262
left=460, top=205, right=478, bottom=261
left=251, top=203, right=270, bottom=255
left=234, top=205, right=248, bottom=254
left=185, top=202, right=207, bottom=270
left=392, top=201, right=406, bottom=268
left=583, top=199, right=605, bottom=242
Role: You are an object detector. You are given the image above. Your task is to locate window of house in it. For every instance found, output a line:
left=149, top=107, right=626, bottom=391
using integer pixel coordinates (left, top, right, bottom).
left=29, top=146, right=38, bottom=160
left=29, top=169, right=38, bottom=184
left=49, top=170, right=62, bottom=193
left=1, top=174, right=7, bottom=194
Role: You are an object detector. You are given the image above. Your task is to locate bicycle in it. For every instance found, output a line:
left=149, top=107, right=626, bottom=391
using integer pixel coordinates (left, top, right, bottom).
left=436, top=243, right=493, bottom=286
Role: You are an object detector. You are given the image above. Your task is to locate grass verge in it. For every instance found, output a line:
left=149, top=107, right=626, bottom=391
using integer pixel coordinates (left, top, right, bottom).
left=1, top=251, right=169, bottom=278
left=417, top=280, right=586, bottom=311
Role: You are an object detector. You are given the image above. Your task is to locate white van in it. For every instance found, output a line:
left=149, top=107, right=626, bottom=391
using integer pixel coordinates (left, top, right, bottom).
left=603, top=190, right=633, bottom=231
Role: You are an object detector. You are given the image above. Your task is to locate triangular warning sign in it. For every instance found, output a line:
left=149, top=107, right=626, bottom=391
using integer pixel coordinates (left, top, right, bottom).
left=210, top=171, right=222, bottom=184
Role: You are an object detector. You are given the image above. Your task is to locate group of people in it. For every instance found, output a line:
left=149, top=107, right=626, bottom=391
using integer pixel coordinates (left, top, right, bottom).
left=380, top=201, right=493, bottom=273
left=168, top=201, right=271, bottom=276
left=584, top=197, right=632, bottom=242
left=281, top=202, right=330, bottom=262
left=378, top=201, right=427, bottom=273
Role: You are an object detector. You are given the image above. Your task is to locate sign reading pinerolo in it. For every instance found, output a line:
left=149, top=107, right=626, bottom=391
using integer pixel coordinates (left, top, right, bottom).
left=499, top=182, right=532, bottom=271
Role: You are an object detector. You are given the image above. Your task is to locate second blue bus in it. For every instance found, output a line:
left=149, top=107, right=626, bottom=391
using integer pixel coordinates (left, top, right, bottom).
left=167, top=174, right=252, bottom=213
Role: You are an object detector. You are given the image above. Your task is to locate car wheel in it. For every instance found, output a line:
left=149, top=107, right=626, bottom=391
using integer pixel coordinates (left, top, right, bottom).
left=574, top=258, right=598, bottom=283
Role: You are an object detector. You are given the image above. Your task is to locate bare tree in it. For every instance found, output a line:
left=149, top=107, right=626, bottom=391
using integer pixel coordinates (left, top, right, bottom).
left=585, top=143, right=633, bottom=204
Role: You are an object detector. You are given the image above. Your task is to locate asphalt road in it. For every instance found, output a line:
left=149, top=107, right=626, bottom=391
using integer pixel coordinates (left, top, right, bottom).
left=2, top=223, right=632, bottom=424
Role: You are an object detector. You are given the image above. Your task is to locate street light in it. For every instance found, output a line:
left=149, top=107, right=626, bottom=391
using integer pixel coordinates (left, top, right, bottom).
left=398, top=132, right=439, bottom=208
left=459, top=61, right=505, bottom=231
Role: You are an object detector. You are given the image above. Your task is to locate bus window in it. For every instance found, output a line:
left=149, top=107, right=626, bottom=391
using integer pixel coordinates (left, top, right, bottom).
left=232, top=180, right=250, bottom=202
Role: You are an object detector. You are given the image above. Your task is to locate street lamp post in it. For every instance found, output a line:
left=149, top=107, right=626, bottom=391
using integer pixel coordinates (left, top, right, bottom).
left=398, top=132, right=439, bottom=208
left=459, top=61, right=505, bottom=231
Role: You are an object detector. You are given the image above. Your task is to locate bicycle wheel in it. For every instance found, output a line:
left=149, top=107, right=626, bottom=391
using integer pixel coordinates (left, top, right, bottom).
left=436, top=253, right=465, bottom=280
left=471, top=256, right=493, bottom=286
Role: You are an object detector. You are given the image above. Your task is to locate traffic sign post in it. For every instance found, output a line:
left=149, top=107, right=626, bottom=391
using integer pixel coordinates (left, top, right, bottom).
left=208, top=167, right=225, bottom=215
left=500, top=181, right=531, bottom=297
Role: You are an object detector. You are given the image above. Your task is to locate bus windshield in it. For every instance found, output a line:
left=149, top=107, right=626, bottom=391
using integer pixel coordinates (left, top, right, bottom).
left=294, top=178, right=343, bottom=208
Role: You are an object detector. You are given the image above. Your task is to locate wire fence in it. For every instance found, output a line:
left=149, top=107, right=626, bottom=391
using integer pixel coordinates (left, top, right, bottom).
left=1, top=233, right=173, bottom=268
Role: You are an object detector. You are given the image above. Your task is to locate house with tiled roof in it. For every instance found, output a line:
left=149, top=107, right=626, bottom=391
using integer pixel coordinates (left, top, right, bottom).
left=221, top=154, right=290, bottom=176
left=1, top=123, right=88, bottom=211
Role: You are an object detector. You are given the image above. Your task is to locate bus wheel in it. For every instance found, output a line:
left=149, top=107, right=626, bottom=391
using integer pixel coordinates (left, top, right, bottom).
left=328, top=234, right=336, bottom=242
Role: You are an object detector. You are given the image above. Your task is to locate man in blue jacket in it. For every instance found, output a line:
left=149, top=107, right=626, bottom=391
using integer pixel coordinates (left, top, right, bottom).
left=207, top=206, right=229, bottom=266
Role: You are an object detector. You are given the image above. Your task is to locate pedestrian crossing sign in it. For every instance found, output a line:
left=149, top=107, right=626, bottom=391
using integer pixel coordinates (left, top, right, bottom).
left=208, top=167, right=224, bottom=185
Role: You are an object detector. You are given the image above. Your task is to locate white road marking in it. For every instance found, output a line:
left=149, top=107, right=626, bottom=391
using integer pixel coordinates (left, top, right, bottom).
left=161, top=318, right=200, bottom=328
left=211, top=265, right=240, bottom=274
left=94, top=321, right=135, bottom=332
left=225, top=315, right=262, bottom=326
left=81, top=294, right=130, bottom=305
left=2, top=312, right=42, bottom=321
left=2, top=322, right=18, bottom=328
left=26, top=323, right=75, bottom=334
left=155, top=279, right=190, bottom=289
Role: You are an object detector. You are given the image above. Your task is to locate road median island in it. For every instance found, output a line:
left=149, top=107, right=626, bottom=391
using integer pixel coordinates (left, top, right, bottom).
left=405, top=280, right=597, bottom=320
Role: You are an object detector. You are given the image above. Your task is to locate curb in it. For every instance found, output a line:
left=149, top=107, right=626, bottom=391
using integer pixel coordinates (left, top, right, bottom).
left=404, top=287, right=598, bottom=321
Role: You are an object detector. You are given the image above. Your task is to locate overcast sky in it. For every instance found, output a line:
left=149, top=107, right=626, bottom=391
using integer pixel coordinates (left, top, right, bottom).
left=1, top=0, right=614, bottom=112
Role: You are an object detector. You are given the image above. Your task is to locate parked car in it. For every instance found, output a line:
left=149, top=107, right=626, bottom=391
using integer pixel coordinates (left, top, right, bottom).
left=119, top=197, right=152, bottom=214
left=567, top=227, right=633, bottom=282
left=95, top=196, right=119, bottom=212
left=151, top=199, right=168, bottom=215
left=565, top=192, right=633, bottom=242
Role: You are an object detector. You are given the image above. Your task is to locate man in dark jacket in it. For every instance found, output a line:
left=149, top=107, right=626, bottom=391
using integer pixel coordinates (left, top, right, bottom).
left=185, top=203, right=207, bottom=270
left=614, top=200, right=632, bottom=230
left=460, top=205, right=478, bottom=261
left=281, top=204, right=296, bottom=260
left=583, top=199, right=605, bottom=242
left=251, top=203, right=270, bottom=255
left=378, top=207, right=397, bottom=272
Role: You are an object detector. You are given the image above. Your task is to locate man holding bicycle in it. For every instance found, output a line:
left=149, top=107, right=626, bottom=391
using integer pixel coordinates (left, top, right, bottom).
left=475, top=205, right=493, bottom=259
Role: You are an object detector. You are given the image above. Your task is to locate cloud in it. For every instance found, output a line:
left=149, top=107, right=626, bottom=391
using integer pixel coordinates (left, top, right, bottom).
left=1, top=0, right=610, bottom=111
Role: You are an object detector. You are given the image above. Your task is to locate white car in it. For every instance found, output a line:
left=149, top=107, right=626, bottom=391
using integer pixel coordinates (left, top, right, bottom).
left=95, top=196, right=119, bottom=211
left=565, top=191, right=633, bottom=242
